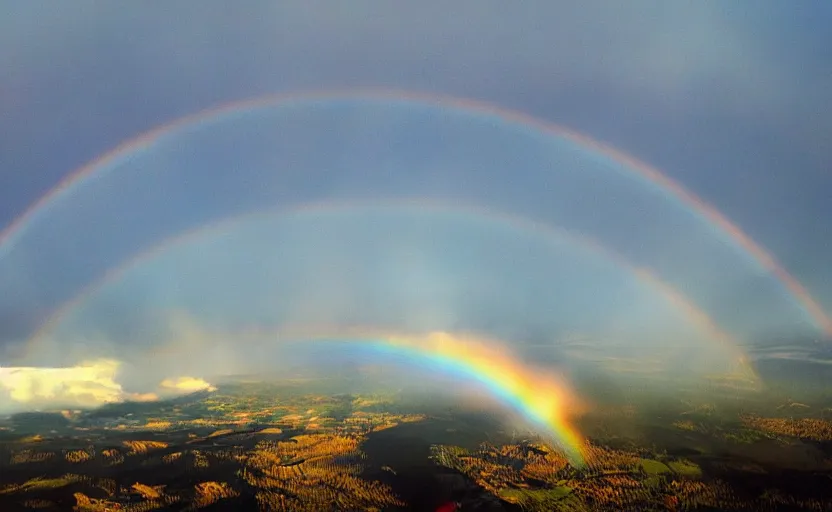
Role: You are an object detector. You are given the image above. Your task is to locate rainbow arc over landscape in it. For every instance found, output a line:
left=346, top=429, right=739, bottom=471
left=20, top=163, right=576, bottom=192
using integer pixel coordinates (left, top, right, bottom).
left=279, top=329, right=588, bottom=467
left=0, top=88, right=828, bottom=335
left=26, top=199, right=753, bottom=375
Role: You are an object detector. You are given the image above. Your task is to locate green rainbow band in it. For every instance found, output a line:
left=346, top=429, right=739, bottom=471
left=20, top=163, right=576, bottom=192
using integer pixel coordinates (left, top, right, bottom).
left=296, top=331, right=588, bottom=467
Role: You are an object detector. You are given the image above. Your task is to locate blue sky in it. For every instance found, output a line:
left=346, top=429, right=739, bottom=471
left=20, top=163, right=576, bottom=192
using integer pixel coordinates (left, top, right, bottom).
left=1, top=2, right=831, bottom=385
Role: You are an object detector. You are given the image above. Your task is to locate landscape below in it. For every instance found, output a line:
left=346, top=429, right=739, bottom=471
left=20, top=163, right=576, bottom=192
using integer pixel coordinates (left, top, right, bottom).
left=1, top=370, right=831, bottom=512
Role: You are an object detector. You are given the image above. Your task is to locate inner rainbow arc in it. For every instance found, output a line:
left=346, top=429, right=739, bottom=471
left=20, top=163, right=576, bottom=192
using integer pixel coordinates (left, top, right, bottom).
left=285, top=330, right=589, bottom=468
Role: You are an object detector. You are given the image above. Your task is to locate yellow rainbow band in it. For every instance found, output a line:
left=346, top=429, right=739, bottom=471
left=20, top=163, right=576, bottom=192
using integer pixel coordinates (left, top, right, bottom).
left=289, top=330, right=588, bottom=467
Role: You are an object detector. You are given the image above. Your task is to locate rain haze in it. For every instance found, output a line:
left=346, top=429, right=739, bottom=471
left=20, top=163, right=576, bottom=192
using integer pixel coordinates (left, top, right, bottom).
left=1, top=2, right=831, bottom=414
left=5, top=5, right=832, bottom=511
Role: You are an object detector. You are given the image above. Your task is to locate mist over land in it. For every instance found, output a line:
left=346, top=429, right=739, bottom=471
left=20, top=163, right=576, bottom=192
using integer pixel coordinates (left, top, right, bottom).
left=1, top=100, right=829, bottom=419
left=2, top=6, right=832, bottom=508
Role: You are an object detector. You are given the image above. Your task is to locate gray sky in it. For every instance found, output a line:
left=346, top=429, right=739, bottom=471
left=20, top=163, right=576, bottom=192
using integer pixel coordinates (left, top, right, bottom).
left=1, top=2, right=831, bottom=394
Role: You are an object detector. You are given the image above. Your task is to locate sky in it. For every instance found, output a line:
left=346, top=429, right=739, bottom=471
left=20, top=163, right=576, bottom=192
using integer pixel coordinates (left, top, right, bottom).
left=1, top=2, right=831, bottom=410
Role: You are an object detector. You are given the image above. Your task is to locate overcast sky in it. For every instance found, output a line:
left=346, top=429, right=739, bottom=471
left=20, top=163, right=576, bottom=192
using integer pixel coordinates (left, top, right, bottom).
left=1, top=2, right=831, bottom=376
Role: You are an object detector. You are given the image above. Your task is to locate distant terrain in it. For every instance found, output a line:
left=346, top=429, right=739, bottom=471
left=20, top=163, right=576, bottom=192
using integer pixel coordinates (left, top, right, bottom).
left=1, top=375, right=831, bottom=511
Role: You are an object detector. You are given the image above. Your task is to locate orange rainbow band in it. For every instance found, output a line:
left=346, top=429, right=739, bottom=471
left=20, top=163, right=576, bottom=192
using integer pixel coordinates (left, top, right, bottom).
left=286, top=329, right=588, bottom=467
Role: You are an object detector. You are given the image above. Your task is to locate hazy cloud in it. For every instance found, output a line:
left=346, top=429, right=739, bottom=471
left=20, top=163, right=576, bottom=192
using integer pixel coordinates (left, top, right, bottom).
left=0, top=358, right=217, bottom=413
left=0, top=359, right=124, bottom=410
left=158, top=377, right=217, bottom=396
left=1, top=1, right=830, bottom=402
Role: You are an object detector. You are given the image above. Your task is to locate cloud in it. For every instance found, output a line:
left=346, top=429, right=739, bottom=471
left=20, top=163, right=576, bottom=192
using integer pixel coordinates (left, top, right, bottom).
left=158, top=376, right=216, bottom=395
left=0, top=359, right=124, bottom=410
left=125, top=392, right=160, bottom=402
left=0, top=358, right=216, bottom=413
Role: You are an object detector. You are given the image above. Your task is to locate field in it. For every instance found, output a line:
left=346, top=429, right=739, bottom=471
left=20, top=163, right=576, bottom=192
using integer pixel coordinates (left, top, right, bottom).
left=1, top=377, right=831, bottom=511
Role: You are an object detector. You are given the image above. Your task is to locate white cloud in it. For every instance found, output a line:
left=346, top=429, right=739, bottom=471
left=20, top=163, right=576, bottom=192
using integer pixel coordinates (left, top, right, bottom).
left=0, top=358, right=215, bottom=413
left=158, top=376, right=216, bottom=395
left=0, top=359, right=124, bottom=410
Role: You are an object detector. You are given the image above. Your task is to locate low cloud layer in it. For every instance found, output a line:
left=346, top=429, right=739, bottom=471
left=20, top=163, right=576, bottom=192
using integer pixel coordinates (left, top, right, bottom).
left=0, top=359, right=124, bottom=409
left=0, top=359, right=215, bottom=413
left=158, top=376, right=217, bottom=395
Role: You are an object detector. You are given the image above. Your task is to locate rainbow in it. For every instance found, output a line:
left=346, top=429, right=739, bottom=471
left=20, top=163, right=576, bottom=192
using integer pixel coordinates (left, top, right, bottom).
left=0, top=88, right=828, bottom=335
left=283, top=329, right=588, bottom=467
left=26, top=199, right=753, bottom=376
